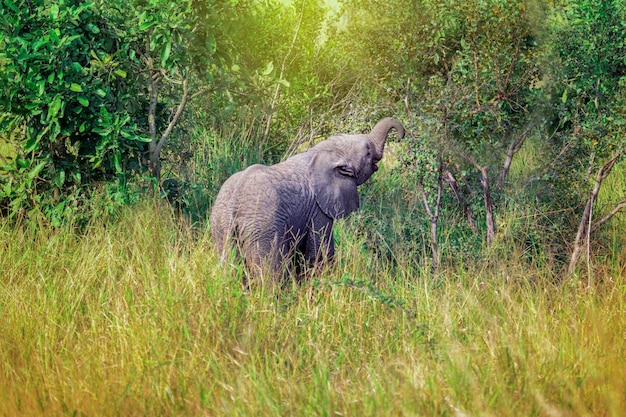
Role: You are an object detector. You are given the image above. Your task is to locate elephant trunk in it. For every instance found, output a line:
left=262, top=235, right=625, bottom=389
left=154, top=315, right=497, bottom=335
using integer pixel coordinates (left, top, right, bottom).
left=369, top=117, right=405, bottom=158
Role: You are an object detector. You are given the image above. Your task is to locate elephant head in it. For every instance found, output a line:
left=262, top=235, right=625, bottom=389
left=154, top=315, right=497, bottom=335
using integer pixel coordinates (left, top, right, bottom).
left=309, top=117, right=405, bottom=219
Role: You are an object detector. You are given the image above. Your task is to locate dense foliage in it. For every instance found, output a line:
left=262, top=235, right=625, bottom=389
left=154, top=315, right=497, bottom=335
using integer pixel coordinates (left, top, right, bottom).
left=1, top=0, right=624, bottom=270
left=0, top=0, right=146, bottom=220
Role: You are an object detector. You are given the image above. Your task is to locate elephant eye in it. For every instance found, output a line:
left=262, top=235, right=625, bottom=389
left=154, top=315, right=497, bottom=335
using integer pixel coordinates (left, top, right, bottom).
left=338, top=165, right=356, bottom=177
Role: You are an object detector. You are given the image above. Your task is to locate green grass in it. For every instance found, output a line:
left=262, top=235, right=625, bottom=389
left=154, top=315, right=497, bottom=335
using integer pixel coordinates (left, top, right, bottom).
left=1, top=202, right=625, bottom=416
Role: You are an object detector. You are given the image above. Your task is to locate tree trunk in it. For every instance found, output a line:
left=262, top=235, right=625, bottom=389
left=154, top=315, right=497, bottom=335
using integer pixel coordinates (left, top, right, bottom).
left=150, top=77, right=190, bottom=183
left=443, top=169, right=477, bottom=234
left=146, top=35, right=159, bottom=180
left=143, top=32, right=201, bottom=185
left=419, top=177, right=442, bottom=275
left=479, top=166, right=495, bottom=243
left=568, top=150, right=623, bottom=276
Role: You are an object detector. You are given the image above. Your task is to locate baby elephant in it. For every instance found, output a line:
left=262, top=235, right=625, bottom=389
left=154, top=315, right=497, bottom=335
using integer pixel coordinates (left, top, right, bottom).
left=210, top=118, right=405, bottom=283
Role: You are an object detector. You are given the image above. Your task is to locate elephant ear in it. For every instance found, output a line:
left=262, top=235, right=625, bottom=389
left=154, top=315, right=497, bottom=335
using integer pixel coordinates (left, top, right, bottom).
left=309, top=150, right=359, bottom=219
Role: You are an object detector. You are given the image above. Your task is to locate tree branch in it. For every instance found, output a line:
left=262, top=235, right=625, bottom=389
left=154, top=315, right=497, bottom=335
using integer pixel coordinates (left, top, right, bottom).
left=190, top=88, right=211, bottom=101
left=153, top=76, right=190, bottom=166
left=591, top=199, right=626, bottom=234
left=497, top=113, right=539, bottom=190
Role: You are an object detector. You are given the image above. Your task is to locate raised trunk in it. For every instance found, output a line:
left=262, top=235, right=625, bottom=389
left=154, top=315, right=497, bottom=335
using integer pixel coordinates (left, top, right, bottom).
left=368, top=118, right=405, bottom=158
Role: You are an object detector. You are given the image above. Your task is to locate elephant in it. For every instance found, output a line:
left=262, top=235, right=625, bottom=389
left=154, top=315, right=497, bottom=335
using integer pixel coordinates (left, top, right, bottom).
left=210, top=117, right=405, bottom=283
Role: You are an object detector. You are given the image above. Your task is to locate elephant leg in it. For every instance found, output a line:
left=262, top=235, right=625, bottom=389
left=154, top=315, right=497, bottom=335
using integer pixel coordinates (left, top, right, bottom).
left=241, top=233, right=294, bottom=285
left=303, top=220, right=335, bottom=271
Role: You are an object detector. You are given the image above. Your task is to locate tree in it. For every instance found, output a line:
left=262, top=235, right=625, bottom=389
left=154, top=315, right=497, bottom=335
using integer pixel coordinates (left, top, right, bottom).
left=542, top=0, right=626, bottom=277
left=0, top=0, right=148, bottom=219
left=98, top=0, right=229, bottom=182
left=336, top=0, right=543, bottom=250
left=437, top=0, right=543, bottom=244
left=0, top=0, right=233, bottom=221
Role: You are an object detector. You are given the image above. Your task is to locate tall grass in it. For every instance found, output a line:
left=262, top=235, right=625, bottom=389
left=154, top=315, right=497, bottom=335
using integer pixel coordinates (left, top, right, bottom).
left=1, top=201, right=624, bottom=416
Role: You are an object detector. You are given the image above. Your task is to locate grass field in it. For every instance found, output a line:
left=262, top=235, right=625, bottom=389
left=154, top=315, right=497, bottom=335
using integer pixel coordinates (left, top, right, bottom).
left=1, top=201, right=624, bottom=416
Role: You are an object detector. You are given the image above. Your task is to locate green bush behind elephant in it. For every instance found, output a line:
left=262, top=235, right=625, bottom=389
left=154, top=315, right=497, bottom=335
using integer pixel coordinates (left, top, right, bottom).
left=210, top=118, right=405, bottom=283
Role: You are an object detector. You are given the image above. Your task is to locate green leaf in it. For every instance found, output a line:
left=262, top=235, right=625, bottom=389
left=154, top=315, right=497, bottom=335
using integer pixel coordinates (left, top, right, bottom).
left=86, top=23, right=100, bottom=34
left=113, top=69, right=127, bottom=78
left=50, top=4, right=59, bottom=20
left=71, top=62, right=83, bottom=73
left=135, top=134, right=152, bottom=143
left=54, top=170, right=66, bottom=187
left=139, top=20, right=156, bottom=31
left=95, top=89, right=107, bottom=98
left=113, top=150, right=122, bottom=173
left=5, top=0, right=19, bottom=13
left=49, top=120, right=61, bottom=141
left=78, top=96, right=89, bottom=107
left=47, top=96, right=62, bottom=121
left=49, top=28, right=60, bottom=45
left=262, top=61, right=274, bottom=76
left=32, top=38, right=49, bottom=51
left=161, top=41, right=172, bottom=67
left=1, top=180, right=12, bottom=198
left=561, top=89, right=568, bottom=104
left=206, top=35, right=217, bottom=55
left=70, top=83, right=83, bottom=92
left=28, top=161, right=47, bottom=180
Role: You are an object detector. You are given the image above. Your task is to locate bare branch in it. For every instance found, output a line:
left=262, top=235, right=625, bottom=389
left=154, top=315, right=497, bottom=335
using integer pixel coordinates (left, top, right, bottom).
left=596, top=150, right=622, bottom=182
left=497, top=113, right=540, bottom=190
left=591, top=199, right=626, bottom=234
left=419, top=183, right=434, bottom=219
left=403, top=77, right=413, bottom=118
left=190, top=88, right=211, bottom=101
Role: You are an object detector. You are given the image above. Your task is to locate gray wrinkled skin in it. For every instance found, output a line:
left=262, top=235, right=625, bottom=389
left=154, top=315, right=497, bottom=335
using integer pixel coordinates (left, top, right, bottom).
left=210, top=118, right=405, bottom=283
